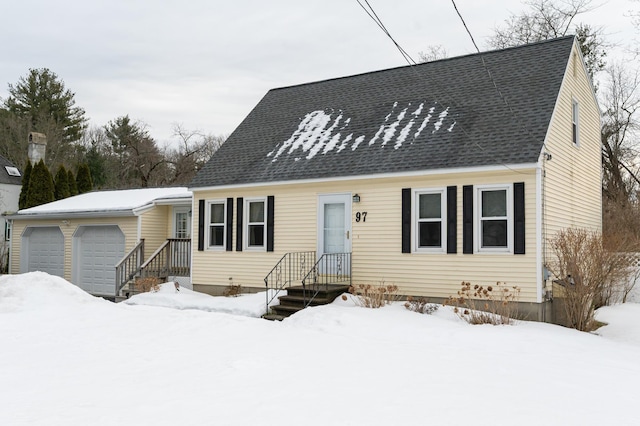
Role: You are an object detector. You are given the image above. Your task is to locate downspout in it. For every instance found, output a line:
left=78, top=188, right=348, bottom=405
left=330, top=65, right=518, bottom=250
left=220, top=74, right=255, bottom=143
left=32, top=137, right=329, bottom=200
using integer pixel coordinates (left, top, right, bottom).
left=536, top=164, right=544, bottom=304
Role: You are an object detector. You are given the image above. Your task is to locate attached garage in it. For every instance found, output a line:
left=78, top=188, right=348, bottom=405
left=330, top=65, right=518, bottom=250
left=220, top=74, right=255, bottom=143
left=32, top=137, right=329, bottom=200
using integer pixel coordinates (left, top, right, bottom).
left=21, top=226, right=64, bottom=277
left=73, top=225, right=125, bottom=296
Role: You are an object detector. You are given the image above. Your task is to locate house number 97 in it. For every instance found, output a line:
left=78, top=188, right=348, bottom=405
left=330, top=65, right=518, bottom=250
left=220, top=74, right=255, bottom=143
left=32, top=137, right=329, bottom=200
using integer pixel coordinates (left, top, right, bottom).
left=355, top=212, right=367, bottom=222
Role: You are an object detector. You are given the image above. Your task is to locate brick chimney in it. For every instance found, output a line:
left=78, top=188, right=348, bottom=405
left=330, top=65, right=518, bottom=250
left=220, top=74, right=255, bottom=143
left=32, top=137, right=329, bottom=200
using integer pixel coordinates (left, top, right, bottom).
left=28, top=132, right=47, bottom=164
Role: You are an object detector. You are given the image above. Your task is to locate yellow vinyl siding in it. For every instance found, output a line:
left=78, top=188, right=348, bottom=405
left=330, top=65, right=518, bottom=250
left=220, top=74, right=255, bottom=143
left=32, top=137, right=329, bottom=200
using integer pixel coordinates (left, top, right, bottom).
left=139, top=205, right=171, bottom=253
left=10, top=216, right=138, bottom=283
left=543, top=42, right=601, bottom=254
left=193, top=168, right=539, bottom=302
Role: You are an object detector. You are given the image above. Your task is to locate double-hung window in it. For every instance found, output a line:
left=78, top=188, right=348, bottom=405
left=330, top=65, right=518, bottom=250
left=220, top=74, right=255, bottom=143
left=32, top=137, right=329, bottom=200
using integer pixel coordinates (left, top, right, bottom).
left=572, top=99, right=579, bottom=146
left=414, top=189, right=445, bottom=252
left=246, top=198, right=266, bottom=249
left=207, top=200, right=226, bottom=249
left=477, top=185, right=512, bottom=252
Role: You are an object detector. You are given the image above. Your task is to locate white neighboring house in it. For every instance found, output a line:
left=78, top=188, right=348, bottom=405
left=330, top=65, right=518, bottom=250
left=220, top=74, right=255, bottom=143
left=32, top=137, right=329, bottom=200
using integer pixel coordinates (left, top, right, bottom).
left=0, top=155, right=22, bottom=272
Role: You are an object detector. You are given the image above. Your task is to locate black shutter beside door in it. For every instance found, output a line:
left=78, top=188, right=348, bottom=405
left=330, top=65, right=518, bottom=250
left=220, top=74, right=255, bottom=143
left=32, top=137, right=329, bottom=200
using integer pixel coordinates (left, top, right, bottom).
left=266, top=196, right=274, bottom=252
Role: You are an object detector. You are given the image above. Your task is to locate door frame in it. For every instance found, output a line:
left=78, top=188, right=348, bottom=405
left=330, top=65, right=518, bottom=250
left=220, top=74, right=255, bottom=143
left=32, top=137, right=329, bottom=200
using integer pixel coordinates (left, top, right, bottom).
left=317, top=193, right=352, bottom=257
left=172, top=205, right=192, bottom=239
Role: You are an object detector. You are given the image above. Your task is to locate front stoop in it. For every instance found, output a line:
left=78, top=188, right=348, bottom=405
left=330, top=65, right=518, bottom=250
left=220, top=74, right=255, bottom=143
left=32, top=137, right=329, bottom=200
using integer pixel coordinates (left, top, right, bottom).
left=266, top=284, right=350, bottom=320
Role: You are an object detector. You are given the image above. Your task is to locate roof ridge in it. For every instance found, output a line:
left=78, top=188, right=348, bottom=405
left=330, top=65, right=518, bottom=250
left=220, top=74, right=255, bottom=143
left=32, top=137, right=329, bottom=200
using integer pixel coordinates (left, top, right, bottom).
left=269, top=35, right=576, bottom=93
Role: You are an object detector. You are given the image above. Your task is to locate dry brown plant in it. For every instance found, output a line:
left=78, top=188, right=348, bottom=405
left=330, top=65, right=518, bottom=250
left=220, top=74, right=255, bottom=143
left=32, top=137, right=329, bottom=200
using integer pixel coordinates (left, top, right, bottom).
left=223, top=284, right=243, bottom=297
left=404, top=296, right=439, bottom=315
left=349, top=282, right=399, bottom=308
left=548, top=228, right=640, bottom=331
left=444, top=281, right=521, bottom=325
left=135, top=276, right=162, bottom=293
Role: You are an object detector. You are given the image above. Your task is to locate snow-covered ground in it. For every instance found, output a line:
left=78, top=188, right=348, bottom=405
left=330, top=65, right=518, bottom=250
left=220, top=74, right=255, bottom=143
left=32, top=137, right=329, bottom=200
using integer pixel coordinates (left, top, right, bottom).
left=1, top=272, right=640, bottom=426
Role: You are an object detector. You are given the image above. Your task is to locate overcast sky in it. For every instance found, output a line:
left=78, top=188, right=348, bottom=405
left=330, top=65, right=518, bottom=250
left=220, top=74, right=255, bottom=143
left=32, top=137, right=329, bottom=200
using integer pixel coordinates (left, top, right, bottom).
left=1, top=0, right=637, bottom=147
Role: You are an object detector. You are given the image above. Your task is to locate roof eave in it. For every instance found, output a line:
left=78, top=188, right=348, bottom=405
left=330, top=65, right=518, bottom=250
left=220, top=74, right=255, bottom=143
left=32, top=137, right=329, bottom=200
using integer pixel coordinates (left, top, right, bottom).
left=5, top=209, right=136, bottom=220
left=189, top=162, right=539, bottom=192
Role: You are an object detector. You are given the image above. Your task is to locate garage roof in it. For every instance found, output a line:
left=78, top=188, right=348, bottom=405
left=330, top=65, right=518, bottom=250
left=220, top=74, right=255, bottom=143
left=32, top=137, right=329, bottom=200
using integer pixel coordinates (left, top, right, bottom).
left=10, top=187, right=192, bottom=219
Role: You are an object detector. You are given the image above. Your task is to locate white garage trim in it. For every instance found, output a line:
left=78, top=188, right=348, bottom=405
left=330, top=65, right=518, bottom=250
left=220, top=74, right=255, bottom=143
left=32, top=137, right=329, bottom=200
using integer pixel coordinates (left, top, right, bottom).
left=72, top=225, right=125, bottom=296
left=21, top=226, right=64, bottom=277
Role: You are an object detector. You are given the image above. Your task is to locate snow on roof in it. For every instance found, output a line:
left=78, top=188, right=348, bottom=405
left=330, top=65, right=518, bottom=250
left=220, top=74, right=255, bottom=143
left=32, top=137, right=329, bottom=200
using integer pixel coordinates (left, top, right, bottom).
left=16, top=187, right=191, bottom=216
left=266, top=101, right=455, bottom=162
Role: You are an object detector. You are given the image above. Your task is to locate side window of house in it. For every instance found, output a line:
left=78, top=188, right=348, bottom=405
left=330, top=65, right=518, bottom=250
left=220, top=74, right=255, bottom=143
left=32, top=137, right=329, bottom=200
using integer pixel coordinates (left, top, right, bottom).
left=246, top=198, right=266, bottom=249
left=478, top=186, right=511, bottom=251
left=415, top=189, right=445, bottom=251
left=207, top=200, right=226, bottom=249
left=572, top=99, right=579, bottom=146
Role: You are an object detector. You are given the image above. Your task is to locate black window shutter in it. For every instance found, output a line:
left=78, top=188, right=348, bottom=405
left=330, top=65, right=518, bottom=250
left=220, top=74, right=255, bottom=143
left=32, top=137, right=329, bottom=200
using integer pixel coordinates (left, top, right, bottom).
left=226, top=198, right=233, bottom=251
left=401, top=188, right=411, bottom=253
left=462, top=185, right=473, bottom=254
left=447, top=186, right=457, bottom=254
left=236, top=197, right=243, bottom=252
left=514, top=182, right=525, bottom=254
left=267, top=196, right=275, bottom=252
left=197, top=199, right=205, bottom=251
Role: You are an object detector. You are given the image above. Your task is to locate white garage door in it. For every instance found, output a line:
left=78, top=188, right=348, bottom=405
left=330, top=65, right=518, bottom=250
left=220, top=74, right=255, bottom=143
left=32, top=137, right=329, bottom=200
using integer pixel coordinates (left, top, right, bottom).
left=24, top=227, right=64, bottom=277
left=75, top=226, right=125, bottom=296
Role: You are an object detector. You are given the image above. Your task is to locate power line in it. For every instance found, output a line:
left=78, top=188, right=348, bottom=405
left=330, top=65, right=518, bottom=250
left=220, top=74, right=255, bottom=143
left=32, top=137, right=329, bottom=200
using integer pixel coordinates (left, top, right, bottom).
left=355, top=0, right=417, bottom=66
left=450, top=0, right=551, bottom=158
left=355, top=0, right=546, bottom=175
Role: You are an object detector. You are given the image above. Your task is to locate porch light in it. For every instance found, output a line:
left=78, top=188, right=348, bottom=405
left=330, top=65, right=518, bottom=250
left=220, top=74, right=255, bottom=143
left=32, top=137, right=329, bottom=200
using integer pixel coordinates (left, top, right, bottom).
left=352, top=194, right=361, bottom=203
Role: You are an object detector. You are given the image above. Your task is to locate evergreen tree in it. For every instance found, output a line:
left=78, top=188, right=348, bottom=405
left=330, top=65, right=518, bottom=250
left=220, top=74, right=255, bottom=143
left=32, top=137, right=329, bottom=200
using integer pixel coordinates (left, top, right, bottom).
left=67, top=169, right=78, bottom=196
left=4, top=68, right=87, bottom=143
left=25, top=159, right=54, bottom=208
left=53, top=164, right=71, bottom=200
left=75, top=163, right=93, bottom=194
left=18, top=160, right=32, bottom=209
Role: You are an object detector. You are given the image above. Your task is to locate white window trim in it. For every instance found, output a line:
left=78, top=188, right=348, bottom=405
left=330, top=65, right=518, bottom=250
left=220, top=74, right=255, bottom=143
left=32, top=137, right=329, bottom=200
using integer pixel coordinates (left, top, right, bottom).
left=244, top=197, right=267, bottom=251
left=412, top=188, right=446, bottom=253
left=475, top=184, right=513, bottom=254
left=206, top=199, right=226, bottom=251
left=572, top=98, right=580, bottom=147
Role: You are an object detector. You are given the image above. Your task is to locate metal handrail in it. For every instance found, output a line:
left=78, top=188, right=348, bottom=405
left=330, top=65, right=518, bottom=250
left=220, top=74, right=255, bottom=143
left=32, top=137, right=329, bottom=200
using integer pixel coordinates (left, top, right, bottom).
left=115, top=239, right=145, bottom=296
left=264, top=251, right=316, bottom=311
left=301, top=252, right=351, bottom=307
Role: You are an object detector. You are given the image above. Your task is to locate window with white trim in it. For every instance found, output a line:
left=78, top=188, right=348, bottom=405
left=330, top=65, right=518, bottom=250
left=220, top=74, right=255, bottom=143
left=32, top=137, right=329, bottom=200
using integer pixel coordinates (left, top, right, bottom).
left=207, top=200, right=226, bottom=249
left=572, top=99, right=579, bottom=146
left=245, top=198, right=266, bottom=250
left=477, top=185, right=512, bottom=252
left=414, top=189, right=445, bottom=252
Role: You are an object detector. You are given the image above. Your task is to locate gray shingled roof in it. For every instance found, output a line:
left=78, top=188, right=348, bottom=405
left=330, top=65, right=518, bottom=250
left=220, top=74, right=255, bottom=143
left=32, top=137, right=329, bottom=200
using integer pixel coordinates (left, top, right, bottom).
left=0, top=155, right=22, bottom=185
left=191, top=36, right=575, bottom=188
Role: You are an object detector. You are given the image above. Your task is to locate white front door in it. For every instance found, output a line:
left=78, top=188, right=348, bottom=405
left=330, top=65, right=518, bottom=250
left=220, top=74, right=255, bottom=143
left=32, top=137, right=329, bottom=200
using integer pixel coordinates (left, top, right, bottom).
left=318, top=194, right=351, bottom=256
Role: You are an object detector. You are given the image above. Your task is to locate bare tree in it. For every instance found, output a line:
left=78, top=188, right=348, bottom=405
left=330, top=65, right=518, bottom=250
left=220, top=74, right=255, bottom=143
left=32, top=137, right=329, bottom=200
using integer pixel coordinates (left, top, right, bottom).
left=489, top=0, right=606, bottom=79
left=601, top=63, right=640, bottom=204
left=417, top=45, right=448, bottom=63
left=163, top=124, right=225, bottom=185
left=104, top=116, right=167, bottom=188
